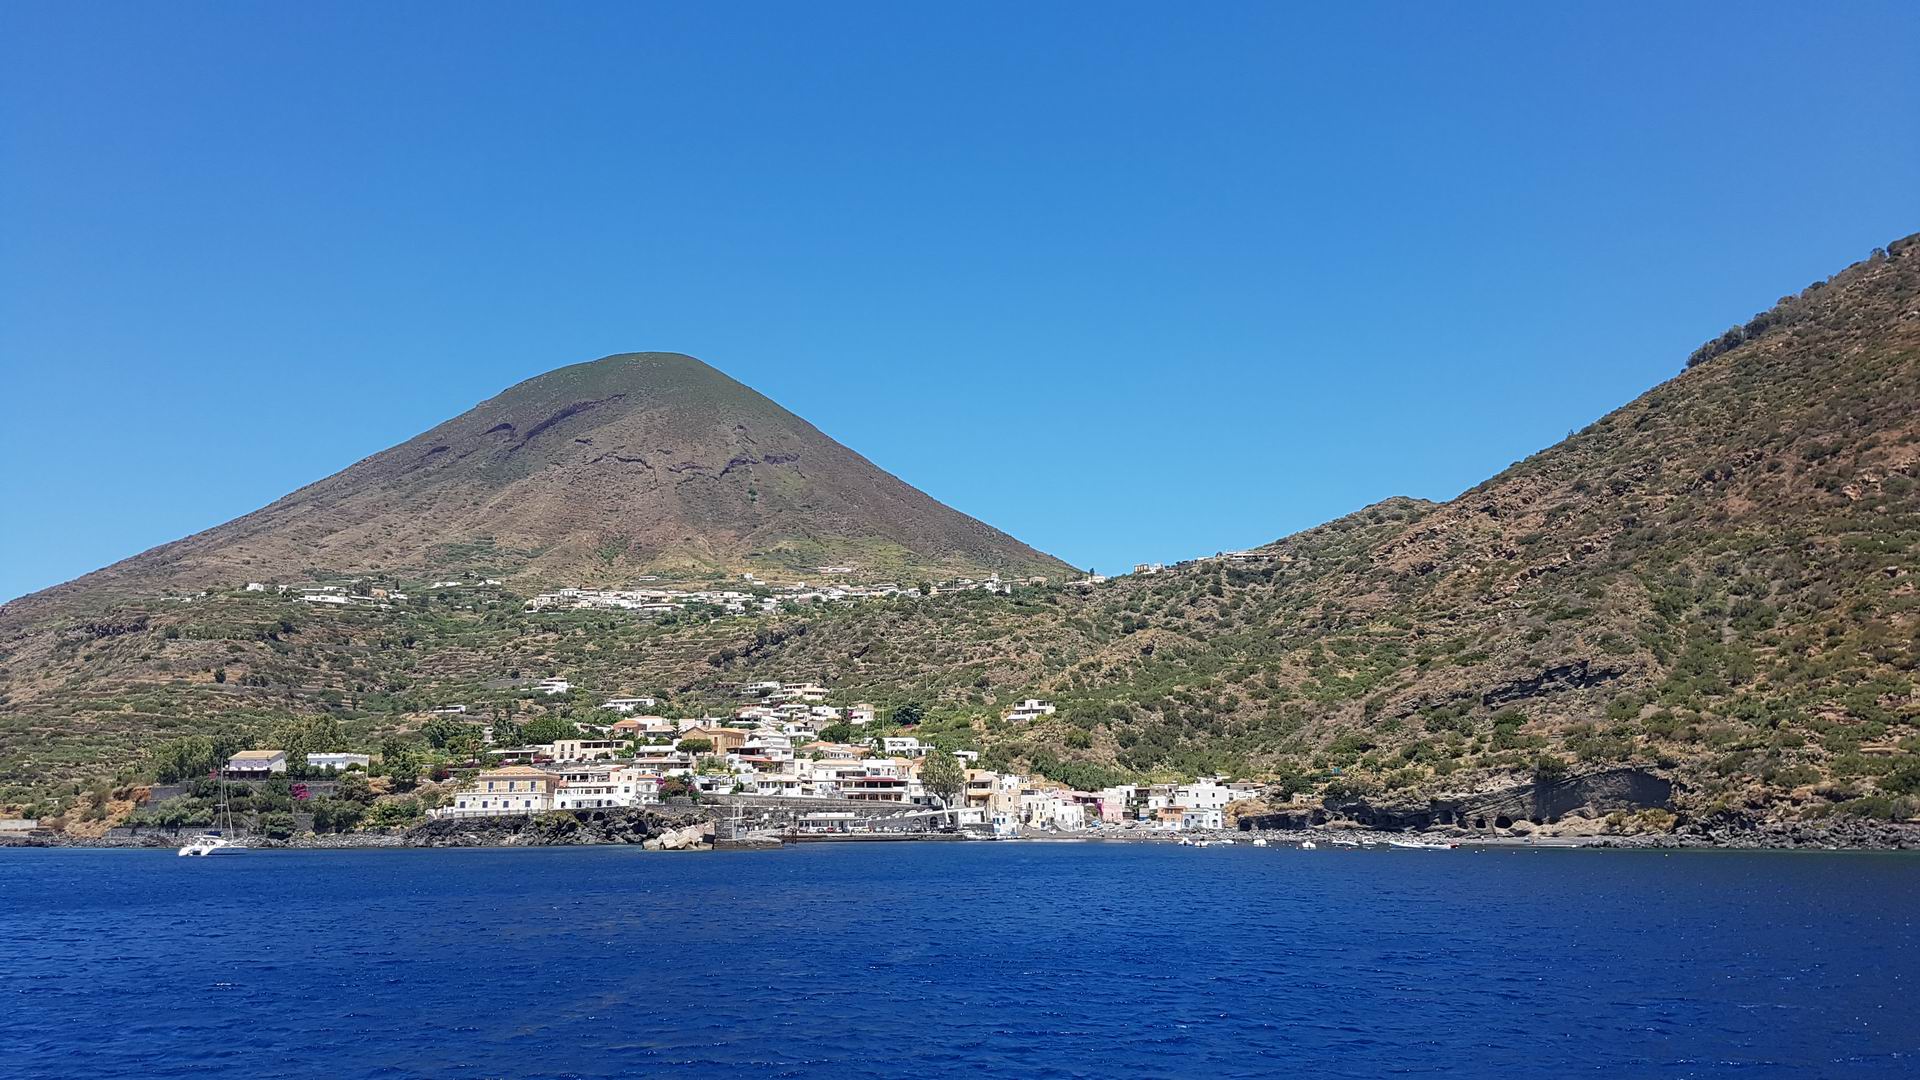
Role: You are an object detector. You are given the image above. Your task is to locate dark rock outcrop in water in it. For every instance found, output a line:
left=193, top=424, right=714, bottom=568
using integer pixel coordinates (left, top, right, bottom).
left=404, top=807, right=713, bottom=848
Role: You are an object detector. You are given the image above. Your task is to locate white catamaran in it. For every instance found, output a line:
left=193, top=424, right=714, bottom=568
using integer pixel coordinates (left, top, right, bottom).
left=178, top=767, right=247, bottom=856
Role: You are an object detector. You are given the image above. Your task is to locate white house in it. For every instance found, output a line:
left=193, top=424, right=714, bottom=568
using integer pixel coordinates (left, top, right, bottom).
left=1020, top=787, right=1086, bottom=830
left=736, top=731, right=794, bottom=765
left=745, top=773, right=807, bottom=798
left=306, top=752, right=370, bottom=772
left=880, top=736, right=927, bottom=758
left=1004, top=699, right=1057, bottom=723
left=1181, top=808, right=1225, bottom=831
left=786, top=683, right=830, bottom=703
left=848, top=703, right=877, bottom=727
left=226, top=750, right=288, bottom=777
left=1175, top=780, right=1234, bottom=813
left=535, top=678, right=573, bottom=695
left=552, top=764, right=658, bottom=809
left=632, top=746, right=694, bottom=776
left=601, top=697, right=658, bottom=713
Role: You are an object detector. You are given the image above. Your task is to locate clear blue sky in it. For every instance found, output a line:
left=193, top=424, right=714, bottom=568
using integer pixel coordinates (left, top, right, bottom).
left=2, top=2, right=1916, bottom=600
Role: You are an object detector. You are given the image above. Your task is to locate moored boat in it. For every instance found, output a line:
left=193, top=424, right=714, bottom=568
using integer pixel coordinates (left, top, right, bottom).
left=179, top=768, right=248, bottom=857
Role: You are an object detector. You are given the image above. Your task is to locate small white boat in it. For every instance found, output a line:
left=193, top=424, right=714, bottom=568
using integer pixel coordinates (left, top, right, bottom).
left=177, top=831, right=245, bottom=857
left=1300, top=839, right=1317, bottom=850
left=1251, top=837, right=1268, bottom=847
left=179, top=769, right=247, bottom=857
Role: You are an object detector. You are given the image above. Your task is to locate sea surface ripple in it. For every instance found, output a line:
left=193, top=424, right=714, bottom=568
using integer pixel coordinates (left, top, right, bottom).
left=2, top=842, right=1917, bottom=1078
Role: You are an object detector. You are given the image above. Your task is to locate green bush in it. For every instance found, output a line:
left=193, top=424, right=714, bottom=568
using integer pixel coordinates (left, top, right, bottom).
left=257, top=811, right=296, bottom=840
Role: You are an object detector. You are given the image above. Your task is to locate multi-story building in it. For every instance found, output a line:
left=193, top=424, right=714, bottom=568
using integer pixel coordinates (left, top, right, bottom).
left=549, top=739, right=625, bottom=763
left=449, top=766, right=555, bottom=814
left=682, top=726, right=749, bottom=756
left=552, top=764, right=658, bottom=809
left=1174, top=780, right=1233, bottom=813
left=631, top=746, right=694, bottom=776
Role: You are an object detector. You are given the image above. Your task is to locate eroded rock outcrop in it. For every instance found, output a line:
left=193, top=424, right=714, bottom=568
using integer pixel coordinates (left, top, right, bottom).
left=1241, top=768, right=1675, bottom=834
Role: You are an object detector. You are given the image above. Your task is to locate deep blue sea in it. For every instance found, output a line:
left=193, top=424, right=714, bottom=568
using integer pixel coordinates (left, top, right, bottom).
left=3, top=843, right=1918, bottom=1079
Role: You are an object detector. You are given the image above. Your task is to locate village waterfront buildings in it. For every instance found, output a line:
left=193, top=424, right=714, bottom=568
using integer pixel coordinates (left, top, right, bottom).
left=150, top=674, right=1254, bottom=834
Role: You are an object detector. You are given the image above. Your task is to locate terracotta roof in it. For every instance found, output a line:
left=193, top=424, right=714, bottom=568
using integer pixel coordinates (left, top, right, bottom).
left=478, top=765, right=553, bottom=779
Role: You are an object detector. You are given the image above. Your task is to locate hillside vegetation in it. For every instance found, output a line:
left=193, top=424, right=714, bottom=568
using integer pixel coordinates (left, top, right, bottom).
left=2, top=236, right=1916, bottom=827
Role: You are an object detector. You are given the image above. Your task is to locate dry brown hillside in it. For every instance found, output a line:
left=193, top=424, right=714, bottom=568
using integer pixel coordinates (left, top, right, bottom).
left=1, top=352, right=1071, bottom=625
left=2, top=237, right=1916, bottom=829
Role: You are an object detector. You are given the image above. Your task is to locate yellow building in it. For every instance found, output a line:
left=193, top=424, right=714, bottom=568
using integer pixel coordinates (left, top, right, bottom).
left=451, top=766, right=555, bottom=814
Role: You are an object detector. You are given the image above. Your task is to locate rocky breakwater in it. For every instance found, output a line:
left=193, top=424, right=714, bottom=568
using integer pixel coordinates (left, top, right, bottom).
left=404, top=807, right=715, bottom=849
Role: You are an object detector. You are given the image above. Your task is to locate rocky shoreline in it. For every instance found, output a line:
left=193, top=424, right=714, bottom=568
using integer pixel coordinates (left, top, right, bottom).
left=1579, top=817, right=1920, bottom=851
left=6, top=807, right=1917, bottom=853
left=1, top=806, right=718, bottom=851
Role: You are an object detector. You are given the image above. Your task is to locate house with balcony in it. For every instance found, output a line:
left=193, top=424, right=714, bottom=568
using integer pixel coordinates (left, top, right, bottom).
left=447, top=766, right=555, bottom=815
left=1175, top=780, right=1234, bottom=813
left=631, top=746, right=694, bottom=776
left=549, top=739, right=624, bottom=763
left=552, top=764, right=658, bottom=809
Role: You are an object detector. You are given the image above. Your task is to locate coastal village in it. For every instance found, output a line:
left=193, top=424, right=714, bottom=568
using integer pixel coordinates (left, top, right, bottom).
left=7, top=556, right=1706, bottom=851
left=126, top=677, right=1264, bottom=843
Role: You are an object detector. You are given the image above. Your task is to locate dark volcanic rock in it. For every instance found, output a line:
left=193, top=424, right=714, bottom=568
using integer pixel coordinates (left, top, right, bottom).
left=404, top=806, right=713, bottom=848
left=1235, top=769, right=1676, bottom=835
